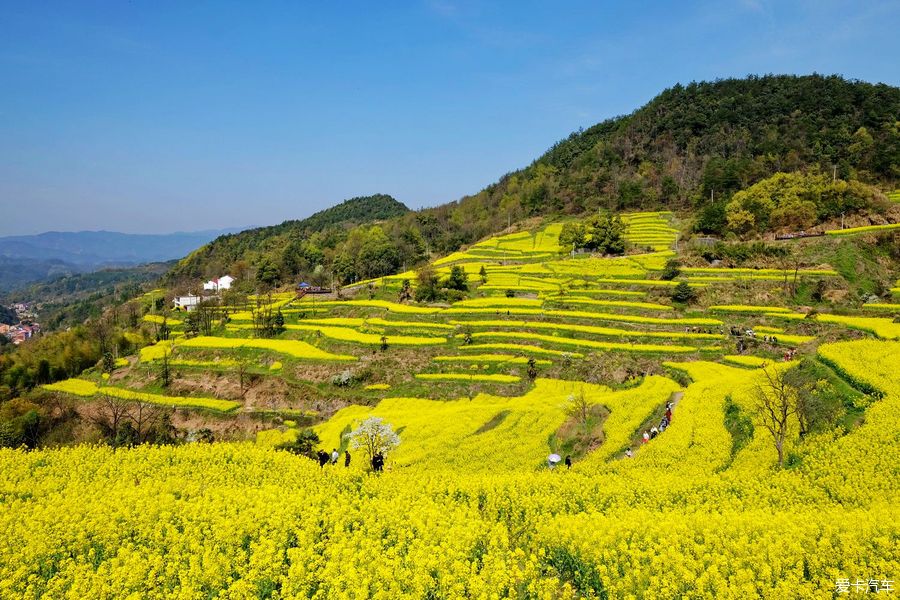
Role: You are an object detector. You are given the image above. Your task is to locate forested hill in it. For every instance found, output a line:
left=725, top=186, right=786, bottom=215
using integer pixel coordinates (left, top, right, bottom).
left=527, top=74, right=899, bottom=214
left=167, top=194, right=410, bottom=284
left=167, top=75, right=900, bottom=288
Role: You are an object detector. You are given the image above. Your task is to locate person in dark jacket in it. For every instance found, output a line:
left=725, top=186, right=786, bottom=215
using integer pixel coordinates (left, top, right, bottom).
left=344, top=451, right=351, bottom=467
left=564, top=455, right=572, bottom=469
left=371, top=452, right=384, bottom=472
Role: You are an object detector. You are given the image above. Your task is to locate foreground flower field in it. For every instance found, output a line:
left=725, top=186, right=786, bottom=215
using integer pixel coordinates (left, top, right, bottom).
left=3, top=339, right=899, bottom=599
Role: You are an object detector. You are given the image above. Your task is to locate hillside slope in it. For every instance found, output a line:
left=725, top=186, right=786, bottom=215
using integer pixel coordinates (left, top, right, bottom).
left=163, top=75, right=900, bottom=287
left=470, top=74, right=899, bottom=232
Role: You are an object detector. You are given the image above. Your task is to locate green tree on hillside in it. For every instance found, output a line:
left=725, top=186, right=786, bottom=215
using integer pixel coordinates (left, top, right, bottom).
left=414, top=265, right=442, bottom=302
left=660, top=259, right=681, bottom=281
left=584, top=214, right=626, bottom=255
left=445, top=265, right=469, bottom=292
left=671, top=282, right=696, bottom=304
left=559, top=222, right=586, bottom=250
left=255, top=257, right=281, bottom=288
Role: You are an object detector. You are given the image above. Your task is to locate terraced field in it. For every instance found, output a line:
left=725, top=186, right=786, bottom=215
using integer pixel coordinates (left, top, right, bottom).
left=45, top=214, right=900, bottom=422
left=24, top=212, right=900, bottom=597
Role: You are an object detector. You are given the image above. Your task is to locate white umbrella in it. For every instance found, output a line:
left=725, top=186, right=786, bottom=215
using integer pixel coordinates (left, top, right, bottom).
left=548, top=453, right=562, bottom=464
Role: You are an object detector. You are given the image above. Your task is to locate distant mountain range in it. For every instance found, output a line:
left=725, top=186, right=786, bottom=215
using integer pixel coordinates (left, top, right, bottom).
left=0, top=228, right=246, bottom=291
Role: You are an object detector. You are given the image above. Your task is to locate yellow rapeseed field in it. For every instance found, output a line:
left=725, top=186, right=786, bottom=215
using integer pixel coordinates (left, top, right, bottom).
left=5, top=212, right=900, bottom=599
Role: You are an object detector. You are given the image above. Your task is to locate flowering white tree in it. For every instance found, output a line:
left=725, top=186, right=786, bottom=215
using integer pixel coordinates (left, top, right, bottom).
left=344, top=417, right=401, bottom=463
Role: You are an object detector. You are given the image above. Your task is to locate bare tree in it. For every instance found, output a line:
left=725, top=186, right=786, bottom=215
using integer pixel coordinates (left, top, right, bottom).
left=95, top=317, right=114, bottom=361
left=90, top=394, right=130, bottom=440
left=566, top=389, right=591, bottom=425
left=125, top=301, right=140, bottom=329
left=237, top=358, right=253, bottom=398
left=128, top=401, right=163, bottom=444
left=779, top=256, right=802, bottom=298
left=195, top=301, right=217, bottom=336
left=753, top=367, right=799, bottom=467
left=252, top=297, right=274, bottom=338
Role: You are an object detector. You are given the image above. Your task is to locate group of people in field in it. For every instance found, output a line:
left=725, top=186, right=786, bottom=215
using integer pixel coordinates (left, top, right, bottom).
left=317, top=448, right=351, bottom=468
left=550, top=399, right=677, bottom=468
left=729, top=325, right=793, bottom=357
left=316, top=448, right=387, bottom=472
left=639, top=400, right=674, bottom=448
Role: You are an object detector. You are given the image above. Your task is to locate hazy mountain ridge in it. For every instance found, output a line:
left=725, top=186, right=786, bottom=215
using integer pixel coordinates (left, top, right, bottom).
left=0, top=228, right=247, bottom=291
left=0, top=228, right=248, bottom=267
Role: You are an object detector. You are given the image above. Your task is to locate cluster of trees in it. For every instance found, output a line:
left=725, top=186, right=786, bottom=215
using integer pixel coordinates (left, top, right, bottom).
left=413, top=265, right=469, bottom=302
left=168, top=195, right=413, bottom=289
left=183, top=301, right=221, bottom=337
left=88, top=395, right=177, bottom=447
left=695, top=240, right=789, bottom=265
left=250, top=305, right=285, bottom=338
left=532, top=75, right=898, bottom=218
left=0, top=396, right=75, bottom=449
left=558, top=214, right=627, bottom=254
left=334, top=225, right=425, bottom=284
left=0, top=327, right=101, bottom=398
left=722, top=171, right=888, bottom=234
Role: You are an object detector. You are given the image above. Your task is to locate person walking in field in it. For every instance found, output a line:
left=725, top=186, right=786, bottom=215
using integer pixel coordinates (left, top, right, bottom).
left=371, top=452, right=384, bottom=472
left=564, top=455, right=572, bottom=469
left=642, top=430, right=650, bottom=444
left=344, top=451, right=351, bottom=467
left=317, top=450, right=329, bottom=468
left=625, top=448, right=633, bottom=458
left=330, top=448, right=339, bottom=465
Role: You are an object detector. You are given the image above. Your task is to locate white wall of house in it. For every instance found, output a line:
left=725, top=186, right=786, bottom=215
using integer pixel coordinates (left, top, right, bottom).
left=173, top=295, right=201, bottom=311
left=203, top=275, right=233, bottom=291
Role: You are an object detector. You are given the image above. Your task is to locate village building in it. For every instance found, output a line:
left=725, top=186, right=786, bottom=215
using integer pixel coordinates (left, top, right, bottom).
left=1, top=323, right=38, bottom=345
left=203, top=275, right=234, bottom=292
left=173, top=295, right=202, bottom=311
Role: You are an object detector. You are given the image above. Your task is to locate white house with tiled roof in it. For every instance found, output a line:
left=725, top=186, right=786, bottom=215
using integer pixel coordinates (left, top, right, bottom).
left=203, top=274, right=234, bottom=291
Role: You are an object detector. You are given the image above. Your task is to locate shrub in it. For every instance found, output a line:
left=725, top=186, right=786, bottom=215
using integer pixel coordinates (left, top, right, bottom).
left=671, top=282, right=697, bottom=304
left=660, top=259, right=681, bottom=281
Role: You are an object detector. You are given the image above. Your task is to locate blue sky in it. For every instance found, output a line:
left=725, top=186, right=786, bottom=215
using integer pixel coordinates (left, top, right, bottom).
left=1, top=1, right=898, bottom=236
